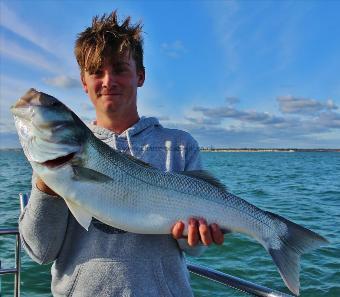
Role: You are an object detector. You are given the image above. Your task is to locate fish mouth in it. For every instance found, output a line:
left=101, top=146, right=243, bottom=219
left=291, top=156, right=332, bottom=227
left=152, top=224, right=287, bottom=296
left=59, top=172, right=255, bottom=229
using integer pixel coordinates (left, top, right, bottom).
left=41, top=152, right=76, bottom=168
left=12, top=88, right=61, bottom=109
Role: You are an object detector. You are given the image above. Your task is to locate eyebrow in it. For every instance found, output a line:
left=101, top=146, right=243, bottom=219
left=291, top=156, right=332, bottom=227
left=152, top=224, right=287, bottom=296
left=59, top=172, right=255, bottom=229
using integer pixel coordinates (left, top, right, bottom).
left=113, top=62, right=130, bottom=67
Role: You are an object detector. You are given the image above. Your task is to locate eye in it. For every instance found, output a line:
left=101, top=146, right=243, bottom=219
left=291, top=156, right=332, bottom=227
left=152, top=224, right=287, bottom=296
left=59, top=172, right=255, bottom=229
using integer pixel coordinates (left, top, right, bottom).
left=90, top=69, right=103, bottom=77
left=114, top=66, right=128, bottom=74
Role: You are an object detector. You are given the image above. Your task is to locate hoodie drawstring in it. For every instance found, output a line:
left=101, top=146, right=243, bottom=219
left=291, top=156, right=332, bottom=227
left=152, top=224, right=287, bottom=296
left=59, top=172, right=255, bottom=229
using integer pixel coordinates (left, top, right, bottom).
left=112, top=134, right=118, bottom=150
left=126, top=130, right=135, bottom=157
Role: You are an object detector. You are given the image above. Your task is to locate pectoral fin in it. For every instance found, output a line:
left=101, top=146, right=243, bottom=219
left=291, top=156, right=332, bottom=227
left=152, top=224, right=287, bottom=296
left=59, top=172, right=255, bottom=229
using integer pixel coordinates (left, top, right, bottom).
left=72, top=166, right=113, bottom=183
left=65, top=199, right=92, bottom=231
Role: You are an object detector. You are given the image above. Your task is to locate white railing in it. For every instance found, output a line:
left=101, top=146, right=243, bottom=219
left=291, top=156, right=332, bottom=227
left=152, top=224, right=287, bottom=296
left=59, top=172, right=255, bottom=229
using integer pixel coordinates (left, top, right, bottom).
left=0, top=228, right=21, bottom=297
left=187, top=262, right=293, bottom=297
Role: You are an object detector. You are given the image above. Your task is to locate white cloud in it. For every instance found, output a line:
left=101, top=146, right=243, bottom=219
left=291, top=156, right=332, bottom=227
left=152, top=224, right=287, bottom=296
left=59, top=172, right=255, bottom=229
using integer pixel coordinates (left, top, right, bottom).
left=161, top=40, right=186, bottom=58
left=317, top=111, right=340, bottom=129
left=326, top=99, right=338, bottom=110
left=225, top=96, right=240, bottom=106
left=0, top=39, right=59, bottom=73
left=157, top=116, right=170, bottom=122
left=193, top=105, right=286, bottom=125
left=185, top=116, right=221, bottom=126
left=0, top=2, right=58, bottom=55
left=277, top=95, right=338, bottom=115
left=184, top=96, right=340, bottom=148
left=43, top=75, right=80, bottom=89
left=207, top=1, right=240, bottom=72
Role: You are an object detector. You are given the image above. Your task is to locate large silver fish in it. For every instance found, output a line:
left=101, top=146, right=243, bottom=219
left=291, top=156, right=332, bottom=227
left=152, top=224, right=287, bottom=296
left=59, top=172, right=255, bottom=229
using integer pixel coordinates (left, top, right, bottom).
left=11, top=89, right=328, bottom=295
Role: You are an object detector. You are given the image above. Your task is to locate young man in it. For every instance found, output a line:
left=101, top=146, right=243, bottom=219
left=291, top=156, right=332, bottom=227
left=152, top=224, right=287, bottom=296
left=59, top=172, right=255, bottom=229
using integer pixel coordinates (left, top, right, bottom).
left=20, top=11, right=224, bottom=296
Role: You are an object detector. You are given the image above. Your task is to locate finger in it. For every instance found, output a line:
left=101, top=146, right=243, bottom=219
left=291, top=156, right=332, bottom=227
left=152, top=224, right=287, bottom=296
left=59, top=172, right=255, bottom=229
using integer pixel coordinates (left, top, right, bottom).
left=188, top=218, right=199, bottom=246
left=199, top=219, right=213, bottom=246
left=171, top=221, right=185, bottom=239
left=211, top=223, right=224, bottom=245
left=36, top=177, right=58, bottom=196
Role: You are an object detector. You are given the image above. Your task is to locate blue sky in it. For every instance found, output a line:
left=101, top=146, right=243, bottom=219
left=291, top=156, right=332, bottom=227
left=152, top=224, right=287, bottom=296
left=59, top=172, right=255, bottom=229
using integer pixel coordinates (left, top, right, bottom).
left=1, top=0, right=340, bottom=148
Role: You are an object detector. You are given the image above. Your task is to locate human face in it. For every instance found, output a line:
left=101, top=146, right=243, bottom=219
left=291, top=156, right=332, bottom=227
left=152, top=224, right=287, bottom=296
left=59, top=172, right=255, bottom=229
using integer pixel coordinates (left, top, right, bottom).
left=81, top=53, right=145, bottom=119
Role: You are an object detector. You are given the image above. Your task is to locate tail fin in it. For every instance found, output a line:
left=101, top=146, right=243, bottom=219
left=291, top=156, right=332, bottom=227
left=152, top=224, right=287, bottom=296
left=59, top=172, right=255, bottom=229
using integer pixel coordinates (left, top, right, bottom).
left=265, top=211, right=328, bottom=296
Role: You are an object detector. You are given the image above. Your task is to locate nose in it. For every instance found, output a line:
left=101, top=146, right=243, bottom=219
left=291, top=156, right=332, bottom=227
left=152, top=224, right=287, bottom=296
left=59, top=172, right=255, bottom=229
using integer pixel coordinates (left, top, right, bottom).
left=102, top=70, right=117, bottom=89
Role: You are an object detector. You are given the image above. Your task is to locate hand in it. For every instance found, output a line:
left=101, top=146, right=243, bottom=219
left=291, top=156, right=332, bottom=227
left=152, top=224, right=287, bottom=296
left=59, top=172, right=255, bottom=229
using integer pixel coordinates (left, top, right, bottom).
left=36, top=177, right=59, bottom=196
left=172, top=218, right=224, bottom=246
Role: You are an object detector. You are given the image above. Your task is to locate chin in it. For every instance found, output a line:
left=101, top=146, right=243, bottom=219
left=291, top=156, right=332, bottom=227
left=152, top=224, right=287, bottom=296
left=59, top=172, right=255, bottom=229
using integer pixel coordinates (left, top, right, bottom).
left=103, top=103, right=120, bottom=114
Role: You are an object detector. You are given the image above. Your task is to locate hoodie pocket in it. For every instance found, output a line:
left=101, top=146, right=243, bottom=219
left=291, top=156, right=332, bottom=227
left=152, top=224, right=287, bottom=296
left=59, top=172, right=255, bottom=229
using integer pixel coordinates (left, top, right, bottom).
left=68, top=258, right=177, bottom=297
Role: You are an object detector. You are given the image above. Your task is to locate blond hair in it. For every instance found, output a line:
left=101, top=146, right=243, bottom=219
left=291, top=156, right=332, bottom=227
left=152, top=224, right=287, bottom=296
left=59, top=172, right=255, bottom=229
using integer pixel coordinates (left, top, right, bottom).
left=74, top=10, right=144, bottom=76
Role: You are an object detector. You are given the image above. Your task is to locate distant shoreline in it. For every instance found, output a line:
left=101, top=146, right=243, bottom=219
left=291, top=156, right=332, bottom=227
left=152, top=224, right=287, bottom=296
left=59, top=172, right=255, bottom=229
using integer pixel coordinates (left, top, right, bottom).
left=200, top=148, right=340, bottom=152
left=1, top=147, right=339, bottom=153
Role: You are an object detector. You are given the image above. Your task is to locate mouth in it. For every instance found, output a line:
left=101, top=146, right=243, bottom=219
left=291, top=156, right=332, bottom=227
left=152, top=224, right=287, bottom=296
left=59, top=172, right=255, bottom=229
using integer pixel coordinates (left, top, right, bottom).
left=100, top=93, right=122, bottom=96
left=41, top=152, right=76, bottom=168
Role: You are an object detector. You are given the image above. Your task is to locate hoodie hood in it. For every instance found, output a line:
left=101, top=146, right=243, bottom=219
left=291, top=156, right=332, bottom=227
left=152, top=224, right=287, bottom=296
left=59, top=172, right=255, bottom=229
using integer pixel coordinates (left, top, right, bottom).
left=87, top=116, right=161, bottom=156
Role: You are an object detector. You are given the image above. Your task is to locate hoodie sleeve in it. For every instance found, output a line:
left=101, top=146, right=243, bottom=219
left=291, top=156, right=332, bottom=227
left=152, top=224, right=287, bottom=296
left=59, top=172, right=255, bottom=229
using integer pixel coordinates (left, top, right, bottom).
left=184, top=138, right=202, bottom=171
left=19, top=173, right=69, bottom=264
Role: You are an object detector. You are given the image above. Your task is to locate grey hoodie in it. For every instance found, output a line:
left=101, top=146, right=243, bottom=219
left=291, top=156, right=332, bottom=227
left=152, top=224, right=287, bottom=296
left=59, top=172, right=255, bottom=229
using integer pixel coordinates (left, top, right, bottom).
left=19, top=117, right=205, bottom=297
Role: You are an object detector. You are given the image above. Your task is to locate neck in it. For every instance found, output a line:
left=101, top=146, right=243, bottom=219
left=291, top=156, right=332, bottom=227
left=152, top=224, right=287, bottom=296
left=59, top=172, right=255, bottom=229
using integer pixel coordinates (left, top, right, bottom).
left=95, top=111, right=140, bottom=134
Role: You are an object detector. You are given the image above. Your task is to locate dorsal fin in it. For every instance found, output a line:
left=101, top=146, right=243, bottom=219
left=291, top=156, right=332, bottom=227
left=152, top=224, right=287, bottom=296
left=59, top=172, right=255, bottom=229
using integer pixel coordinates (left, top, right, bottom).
left=116, top=150, right=227, bottom=192
left=180, top=170, right=228, bottom=192
left=120, top=151, right=155, bottom=169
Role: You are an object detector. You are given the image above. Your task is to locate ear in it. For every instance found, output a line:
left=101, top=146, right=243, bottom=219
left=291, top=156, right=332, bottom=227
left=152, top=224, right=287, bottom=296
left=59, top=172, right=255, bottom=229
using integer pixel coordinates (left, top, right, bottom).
left=81, top=75, right=88, bottom=93
left=137, top=69, right=145, bottom=87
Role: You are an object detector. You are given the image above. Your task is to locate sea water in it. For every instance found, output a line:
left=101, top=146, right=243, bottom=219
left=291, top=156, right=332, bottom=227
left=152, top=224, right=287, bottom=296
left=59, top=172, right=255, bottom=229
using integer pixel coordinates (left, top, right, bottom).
left=0, top=150, right=339, bottom=296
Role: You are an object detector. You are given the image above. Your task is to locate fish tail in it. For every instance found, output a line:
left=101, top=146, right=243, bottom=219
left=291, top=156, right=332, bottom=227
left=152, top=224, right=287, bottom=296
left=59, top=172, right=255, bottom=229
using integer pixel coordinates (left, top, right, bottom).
left=265, top=211, right=328, bottom=296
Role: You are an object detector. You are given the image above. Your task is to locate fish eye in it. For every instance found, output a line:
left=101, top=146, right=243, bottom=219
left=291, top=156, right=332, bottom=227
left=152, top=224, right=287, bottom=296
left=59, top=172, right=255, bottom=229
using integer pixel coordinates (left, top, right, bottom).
left=51, top=101, right=60, bottom=106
